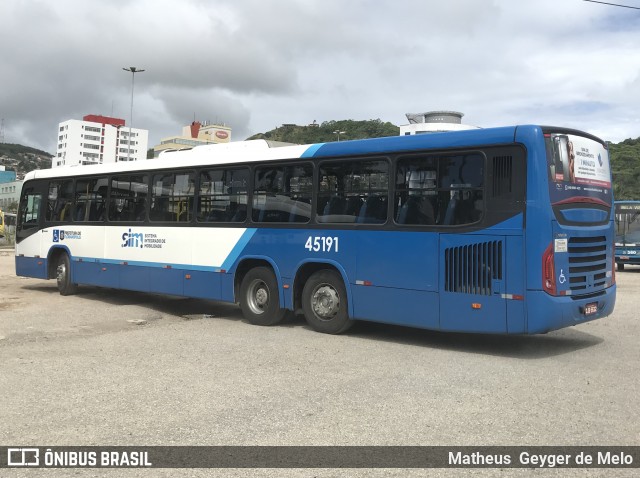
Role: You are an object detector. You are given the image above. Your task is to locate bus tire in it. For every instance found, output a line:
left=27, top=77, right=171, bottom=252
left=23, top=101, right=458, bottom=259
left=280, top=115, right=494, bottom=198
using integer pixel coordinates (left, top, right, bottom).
left=56, top=253, right=78, bottom=296
left=239, top=267, right=287, bottom=326
left=302, top=270, right=353, bottom=334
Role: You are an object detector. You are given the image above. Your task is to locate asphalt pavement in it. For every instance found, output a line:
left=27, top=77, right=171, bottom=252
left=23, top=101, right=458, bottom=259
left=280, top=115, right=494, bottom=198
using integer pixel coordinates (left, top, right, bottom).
left=0, top=251, right=638, bottom=477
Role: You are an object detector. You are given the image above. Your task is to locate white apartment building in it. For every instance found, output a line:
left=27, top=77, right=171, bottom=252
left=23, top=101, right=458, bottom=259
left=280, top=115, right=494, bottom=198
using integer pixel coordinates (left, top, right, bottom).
left=55, top=114, right=149, bottom=168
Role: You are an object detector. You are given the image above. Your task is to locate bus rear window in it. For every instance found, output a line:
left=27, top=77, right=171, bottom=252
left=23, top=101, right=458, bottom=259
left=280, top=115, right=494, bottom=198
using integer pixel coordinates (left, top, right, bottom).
left=545, top=133, right=611, bottom=206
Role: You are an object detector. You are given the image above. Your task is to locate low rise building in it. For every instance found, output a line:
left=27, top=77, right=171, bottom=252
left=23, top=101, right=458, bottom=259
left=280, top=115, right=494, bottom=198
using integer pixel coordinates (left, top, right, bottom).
left=153, top=121, right=231, bottom=158
left=0, top=179, right=22, bottom=210
left=0, top=165, right=17, bottom=183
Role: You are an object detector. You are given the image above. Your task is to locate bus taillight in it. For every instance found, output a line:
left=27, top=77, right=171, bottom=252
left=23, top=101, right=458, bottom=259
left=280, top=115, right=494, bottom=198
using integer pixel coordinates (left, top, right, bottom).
left=543, top=243, right=556, bottom=295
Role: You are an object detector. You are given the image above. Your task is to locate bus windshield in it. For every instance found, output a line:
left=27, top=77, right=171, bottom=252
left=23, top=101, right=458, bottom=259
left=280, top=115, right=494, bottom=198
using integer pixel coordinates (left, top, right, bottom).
left=545, top=132, right=611, bottom=206
left=615, top=202, right=640, bottom=244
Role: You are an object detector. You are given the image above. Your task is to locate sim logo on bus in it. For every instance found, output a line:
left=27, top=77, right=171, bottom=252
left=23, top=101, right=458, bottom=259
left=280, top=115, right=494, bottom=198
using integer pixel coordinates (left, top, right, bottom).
left=122, top=229, right=144, bottom=248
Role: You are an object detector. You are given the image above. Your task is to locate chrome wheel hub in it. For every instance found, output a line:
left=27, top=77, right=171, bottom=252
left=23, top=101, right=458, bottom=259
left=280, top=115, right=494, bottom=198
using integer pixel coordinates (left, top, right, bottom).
left=56, top=263, right=66, bottom=286
left=311, top=285, right=340, bottom=320
left=247, top=279, right=269, bottom=315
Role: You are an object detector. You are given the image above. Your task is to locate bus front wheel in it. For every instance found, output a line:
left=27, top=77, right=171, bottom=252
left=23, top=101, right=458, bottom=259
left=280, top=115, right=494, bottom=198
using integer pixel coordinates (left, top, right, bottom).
left=239, top=267, right=287, bottom=326
left=56, top=253, right=78, bottom=296
left=302, top=270, right=353, bottom=334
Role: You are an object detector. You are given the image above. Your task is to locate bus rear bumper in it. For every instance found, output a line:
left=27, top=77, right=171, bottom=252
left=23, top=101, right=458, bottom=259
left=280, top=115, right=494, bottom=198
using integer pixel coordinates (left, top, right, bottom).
left=526, top=286, right=616, bottom=334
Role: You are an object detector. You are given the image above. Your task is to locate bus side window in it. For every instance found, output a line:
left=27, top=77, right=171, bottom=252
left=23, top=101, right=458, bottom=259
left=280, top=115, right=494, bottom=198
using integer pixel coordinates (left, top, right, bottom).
left=47, top=180, right=74, bottom=222
left=253, top=164, right=312, bottom=223
left=318, top=159, right=388, bottom=224
left=150, top=172, right=194, bottom=223
left=110, top=175, right=149, bottom=222
left=151, top=174, right=173, bottom=222
left=439, top=155, right=484, bottom=226
left=395, top=156, right=437, bottom=225
left=174, top=172, right=195, bottom=222
left=74, top=177, right=107, bottom=222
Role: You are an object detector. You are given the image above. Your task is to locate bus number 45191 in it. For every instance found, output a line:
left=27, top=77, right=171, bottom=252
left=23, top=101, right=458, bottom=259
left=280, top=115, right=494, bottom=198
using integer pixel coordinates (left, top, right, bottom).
left=305, top=236, right=339, bottom=253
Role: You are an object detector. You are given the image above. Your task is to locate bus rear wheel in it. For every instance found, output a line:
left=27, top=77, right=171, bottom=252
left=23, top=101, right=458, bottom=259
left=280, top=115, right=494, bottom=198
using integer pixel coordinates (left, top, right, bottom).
left=302, top=270, right=353, bottom=334
left=239, top=267, right=287, bottom=326
left=56, top=253, right=78, bottom=296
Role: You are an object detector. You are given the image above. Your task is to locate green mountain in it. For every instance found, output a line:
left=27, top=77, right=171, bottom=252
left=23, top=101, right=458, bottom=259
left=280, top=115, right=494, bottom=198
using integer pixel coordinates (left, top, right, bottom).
left=246, top=119, right=399, bottom=143
left=609, top=138, right=640, bottom=200
left=0, top=143, right=53, bottom=179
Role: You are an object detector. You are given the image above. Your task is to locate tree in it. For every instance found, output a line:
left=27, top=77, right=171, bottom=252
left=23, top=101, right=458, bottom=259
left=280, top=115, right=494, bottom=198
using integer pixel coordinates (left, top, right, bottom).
left=246, top=119, right=399, bottom=144
left=609, top=137, right=640, bottom=200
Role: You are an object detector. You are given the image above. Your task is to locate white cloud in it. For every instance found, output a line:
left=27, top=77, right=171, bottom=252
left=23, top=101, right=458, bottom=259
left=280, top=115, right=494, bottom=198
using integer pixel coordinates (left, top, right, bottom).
left=1, top=0, right=639, bottom=153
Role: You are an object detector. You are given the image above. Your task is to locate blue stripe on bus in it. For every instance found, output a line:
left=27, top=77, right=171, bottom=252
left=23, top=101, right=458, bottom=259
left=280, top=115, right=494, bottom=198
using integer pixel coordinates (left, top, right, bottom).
left=301, top=143, right=325, bottom=158
left=221, top=228, right=258, bottom=271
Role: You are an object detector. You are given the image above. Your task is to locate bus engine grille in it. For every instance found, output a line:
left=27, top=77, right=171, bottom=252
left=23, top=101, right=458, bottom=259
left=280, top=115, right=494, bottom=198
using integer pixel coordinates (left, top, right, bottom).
left=568, top=236, right=608, bottom=293
left=444, top=241, right=503, bottom=295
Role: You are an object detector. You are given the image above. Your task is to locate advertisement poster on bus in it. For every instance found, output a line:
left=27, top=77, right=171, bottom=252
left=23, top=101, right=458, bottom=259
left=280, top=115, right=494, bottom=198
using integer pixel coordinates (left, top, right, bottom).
left=545, top=133, right=611, bottom=206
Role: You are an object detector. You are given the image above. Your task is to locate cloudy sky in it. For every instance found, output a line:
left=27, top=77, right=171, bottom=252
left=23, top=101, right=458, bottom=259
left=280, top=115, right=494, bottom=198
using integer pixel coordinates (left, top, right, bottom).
left=1, top=0, right=640, bottom=154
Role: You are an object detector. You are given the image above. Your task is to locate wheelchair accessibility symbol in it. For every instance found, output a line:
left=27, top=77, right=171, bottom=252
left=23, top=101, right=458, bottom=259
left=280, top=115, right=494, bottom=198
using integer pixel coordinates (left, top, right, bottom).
left=558, top=269, right=566, bottom=285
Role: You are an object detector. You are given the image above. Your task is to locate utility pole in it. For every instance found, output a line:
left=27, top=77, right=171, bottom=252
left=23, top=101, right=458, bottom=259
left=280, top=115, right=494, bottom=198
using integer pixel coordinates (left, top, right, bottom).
left=122, top=67, right=145, bottom=161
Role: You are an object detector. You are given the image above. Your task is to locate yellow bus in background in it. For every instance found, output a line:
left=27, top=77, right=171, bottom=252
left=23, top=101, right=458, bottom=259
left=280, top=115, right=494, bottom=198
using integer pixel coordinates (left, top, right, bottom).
left=0, top=209, right=17, bottom=240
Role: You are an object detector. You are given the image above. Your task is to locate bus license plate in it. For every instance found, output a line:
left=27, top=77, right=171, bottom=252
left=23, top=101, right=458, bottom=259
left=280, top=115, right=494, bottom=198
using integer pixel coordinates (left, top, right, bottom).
left=584, top=302, right=598, bottom=316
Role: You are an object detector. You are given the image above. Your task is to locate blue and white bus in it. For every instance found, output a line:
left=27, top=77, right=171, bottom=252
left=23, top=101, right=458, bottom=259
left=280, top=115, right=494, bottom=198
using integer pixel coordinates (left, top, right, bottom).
left=15, top=125, right=616, bottom=334
left=614, top=200, right=640, bottom=270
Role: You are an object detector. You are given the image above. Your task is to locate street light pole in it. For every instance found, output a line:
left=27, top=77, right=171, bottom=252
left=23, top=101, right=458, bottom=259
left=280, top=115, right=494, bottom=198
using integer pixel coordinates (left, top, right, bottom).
left=122, top=66, right=145, bottom=161
left=333, top=130, right=346, bottom=142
